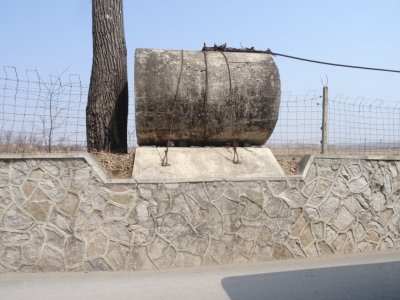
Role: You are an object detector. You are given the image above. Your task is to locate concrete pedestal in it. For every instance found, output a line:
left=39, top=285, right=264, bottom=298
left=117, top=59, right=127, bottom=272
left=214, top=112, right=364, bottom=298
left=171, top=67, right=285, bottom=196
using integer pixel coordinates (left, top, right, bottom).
left=133, top=147, right=285, bottom=183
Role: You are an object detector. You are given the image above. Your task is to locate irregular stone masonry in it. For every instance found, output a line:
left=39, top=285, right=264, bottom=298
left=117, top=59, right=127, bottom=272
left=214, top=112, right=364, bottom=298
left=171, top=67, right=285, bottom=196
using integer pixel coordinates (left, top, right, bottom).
left=0, top=155, right=399, bottom=272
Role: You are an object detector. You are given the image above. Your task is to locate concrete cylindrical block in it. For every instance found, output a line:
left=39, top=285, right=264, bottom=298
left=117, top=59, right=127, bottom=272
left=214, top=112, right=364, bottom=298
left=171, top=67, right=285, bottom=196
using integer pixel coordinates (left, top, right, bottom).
left=135, top=48, right=281, bottom=146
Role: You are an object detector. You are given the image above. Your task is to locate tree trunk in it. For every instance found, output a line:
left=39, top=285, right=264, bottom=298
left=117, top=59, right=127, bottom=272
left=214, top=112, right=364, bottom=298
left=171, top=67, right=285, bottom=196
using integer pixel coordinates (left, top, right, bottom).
left=86, top=0, right=128, bottom=153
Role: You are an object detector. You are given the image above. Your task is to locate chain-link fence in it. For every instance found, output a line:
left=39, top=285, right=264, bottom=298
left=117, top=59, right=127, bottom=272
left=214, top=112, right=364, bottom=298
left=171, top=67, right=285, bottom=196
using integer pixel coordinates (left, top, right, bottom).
left=1, top=66, right=399, bottom=154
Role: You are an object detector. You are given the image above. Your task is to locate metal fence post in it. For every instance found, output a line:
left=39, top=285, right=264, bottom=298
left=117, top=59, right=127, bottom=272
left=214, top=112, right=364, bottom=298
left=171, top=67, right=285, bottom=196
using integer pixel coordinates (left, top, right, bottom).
left=321, top=86, right=328, bottom=154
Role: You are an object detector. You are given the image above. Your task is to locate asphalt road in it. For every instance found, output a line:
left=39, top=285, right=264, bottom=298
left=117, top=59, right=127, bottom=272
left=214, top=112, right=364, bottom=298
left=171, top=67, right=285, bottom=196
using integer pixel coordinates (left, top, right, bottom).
left=1, top=251, right=399, bottom=300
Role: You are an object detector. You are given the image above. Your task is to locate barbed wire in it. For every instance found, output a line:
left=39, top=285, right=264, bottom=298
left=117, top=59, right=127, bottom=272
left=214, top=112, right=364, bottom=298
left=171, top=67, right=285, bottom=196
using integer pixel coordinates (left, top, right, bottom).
left=0, top=66, right=399, bottom=155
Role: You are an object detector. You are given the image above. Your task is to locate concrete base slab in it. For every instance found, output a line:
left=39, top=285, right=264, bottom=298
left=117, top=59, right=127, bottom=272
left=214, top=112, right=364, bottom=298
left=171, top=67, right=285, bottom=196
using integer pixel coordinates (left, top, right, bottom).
left=133, top=147, right=285, bottom=183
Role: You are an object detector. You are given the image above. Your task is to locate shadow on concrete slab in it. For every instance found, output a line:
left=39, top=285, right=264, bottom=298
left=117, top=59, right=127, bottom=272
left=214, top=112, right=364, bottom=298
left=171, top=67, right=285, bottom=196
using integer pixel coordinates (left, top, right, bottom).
left=221, top=261, right=400, bottom=300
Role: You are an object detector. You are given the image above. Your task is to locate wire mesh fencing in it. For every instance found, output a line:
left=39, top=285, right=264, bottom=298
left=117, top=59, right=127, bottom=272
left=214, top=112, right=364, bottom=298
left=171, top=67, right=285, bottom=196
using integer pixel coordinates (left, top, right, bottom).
left=328, top=95, right=400, bottom=154
left=0, top=66, right=87, bottom=152
left=0, top=66, right=136, bottom=152
left=267, top=91, right=323, bottom=154
left=267, top=91, right=400, bottom=155
left=0, top=66, right=399, bottom=155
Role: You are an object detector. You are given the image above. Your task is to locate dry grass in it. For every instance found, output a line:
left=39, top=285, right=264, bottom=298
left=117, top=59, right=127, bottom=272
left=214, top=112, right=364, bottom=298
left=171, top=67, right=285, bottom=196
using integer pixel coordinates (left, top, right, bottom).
left=91, top=150, right=135, bottom=178
left=275, top=155, right=303, bottom=175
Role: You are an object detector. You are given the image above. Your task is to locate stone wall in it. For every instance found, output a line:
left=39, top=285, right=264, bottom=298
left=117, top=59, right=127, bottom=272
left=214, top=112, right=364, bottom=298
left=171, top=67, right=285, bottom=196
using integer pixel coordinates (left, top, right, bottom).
left=0, top=154, right=399, bottom=272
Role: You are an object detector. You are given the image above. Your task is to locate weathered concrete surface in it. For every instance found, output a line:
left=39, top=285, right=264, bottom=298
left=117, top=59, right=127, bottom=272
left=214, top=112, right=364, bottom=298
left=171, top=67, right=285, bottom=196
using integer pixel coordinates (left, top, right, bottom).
left=135, top=48, right=281, bottom=146
left=0, top=153, right=400, bottom=273
left=0, top=251, right=399, bottom=300
left=133, top=147, right=285, bottom=183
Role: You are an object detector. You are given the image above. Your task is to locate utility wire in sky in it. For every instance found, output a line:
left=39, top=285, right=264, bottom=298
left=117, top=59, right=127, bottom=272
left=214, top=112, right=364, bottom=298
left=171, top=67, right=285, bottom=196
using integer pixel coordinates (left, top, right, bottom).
left=202, top=43, right=400, bottom=74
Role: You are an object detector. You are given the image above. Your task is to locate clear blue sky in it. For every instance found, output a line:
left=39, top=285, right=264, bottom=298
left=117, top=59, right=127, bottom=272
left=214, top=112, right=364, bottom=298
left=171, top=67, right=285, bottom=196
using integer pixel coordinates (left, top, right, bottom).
left=1, top=0, right=399, bottom=102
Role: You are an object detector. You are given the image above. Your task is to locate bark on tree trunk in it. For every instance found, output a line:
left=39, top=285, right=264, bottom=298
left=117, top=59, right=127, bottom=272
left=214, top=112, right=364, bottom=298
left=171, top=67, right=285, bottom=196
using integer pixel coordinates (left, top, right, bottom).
left=86, top=0, right=128, bottom=153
